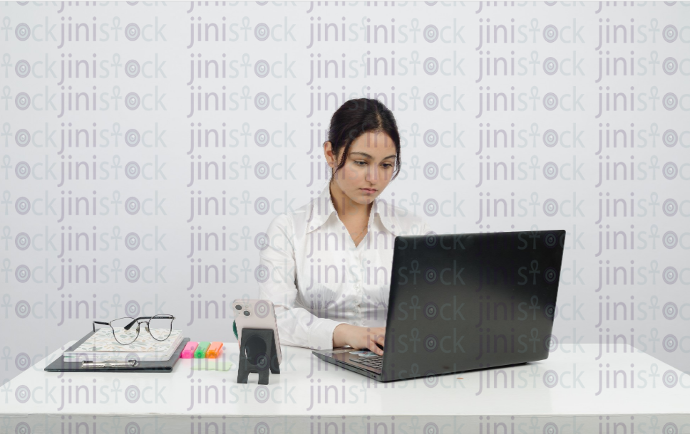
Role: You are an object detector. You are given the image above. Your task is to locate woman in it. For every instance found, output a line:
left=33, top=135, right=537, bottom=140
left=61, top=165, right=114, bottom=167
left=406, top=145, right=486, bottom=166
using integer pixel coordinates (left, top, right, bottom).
left=258, top=98, right=431, bottom=356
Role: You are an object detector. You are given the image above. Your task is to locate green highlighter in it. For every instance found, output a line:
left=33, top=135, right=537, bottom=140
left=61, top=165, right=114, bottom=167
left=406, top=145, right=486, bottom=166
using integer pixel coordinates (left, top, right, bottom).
left=194, top=341, right=211, bottom=358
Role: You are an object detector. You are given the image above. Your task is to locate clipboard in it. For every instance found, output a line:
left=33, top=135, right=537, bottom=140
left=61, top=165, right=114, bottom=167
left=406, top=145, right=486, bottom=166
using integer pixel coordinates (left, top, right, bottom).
left=44, top=330, right=189, bottom=373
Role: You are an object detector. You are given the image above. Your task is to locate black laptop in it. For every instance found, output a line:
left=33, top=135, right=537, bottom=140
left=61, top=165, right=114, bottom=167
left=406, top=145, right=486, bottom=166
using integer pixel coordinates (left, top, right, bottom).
left=312, top=230, right=566, bottom=382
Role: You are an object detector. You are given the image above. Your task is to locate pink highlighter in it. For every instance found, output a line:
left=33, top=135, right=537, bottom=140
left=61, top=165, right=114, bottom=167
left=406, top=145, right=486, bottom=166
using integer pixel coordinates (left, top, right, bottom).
left=180, top=341, right=199, bottom=358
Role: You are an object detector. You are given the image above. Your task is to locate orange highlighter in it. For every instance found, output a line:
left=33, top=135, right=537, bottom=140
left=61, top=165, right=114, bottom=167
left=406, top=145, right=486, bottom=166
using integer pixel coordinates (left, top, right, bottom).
left=205, top=342, right=224, bottom=358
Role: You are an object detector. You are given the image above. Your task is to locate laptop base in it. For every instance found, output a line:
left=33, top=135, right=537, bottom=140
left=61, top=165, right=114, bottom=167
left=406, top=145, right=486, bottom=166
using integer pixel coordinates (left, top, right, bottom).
left=312, top=351, right=382, bottom=381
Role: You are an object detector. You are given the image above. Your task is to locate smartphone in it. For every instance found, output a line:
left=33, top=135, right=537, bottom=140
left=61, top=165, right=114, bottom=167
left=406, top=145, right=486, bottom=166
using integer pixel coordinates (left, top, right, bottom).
left=232, top=299, right=282, bottom=365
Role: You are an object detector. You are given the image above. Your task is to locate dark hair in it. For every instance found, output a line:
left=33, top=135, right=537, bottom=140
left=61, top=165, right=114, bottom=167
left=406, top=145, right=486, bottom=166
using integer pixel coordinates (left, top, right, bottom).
left=325, top=98, right=401, bottom=181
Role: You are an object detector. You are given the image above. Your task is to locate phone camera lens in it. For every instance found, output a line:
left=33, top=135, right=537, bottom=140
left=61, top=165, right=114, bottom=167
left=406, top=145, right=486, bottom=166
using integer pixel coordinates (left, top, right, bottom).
left=243, top=311, right=250, bottom=316
left=235, top=305, right=242, bottom=310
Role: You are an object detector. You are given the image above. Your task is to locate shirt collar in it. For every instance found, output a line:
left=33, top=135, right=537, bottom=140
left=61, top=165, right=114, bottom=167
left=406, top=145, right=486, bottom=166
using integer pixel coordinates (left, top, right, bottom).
left=307, top=184, right=397, bottom=235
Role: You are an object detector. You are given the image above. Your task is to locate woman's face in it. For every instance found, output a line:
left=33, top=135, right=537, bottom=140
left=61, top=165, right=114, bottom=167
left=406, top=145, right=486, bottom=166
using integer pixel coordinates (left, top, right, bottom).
left=324, top=131, right=397, bottom=206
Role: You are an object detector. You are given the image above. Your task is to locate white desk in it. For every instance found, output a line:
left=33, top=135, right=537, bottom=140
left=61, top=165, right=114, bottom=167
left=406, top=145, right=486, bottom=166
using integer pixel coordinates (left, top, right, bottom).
left=1, top=341, right=689, bottom=434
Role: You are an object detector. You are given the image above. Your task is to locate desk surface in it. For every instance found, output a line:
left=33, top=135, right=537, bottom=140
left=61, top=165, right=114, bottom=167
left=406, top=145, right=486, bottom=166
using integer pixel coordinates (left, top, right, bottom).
left=2, top=341, right=688, bottom=417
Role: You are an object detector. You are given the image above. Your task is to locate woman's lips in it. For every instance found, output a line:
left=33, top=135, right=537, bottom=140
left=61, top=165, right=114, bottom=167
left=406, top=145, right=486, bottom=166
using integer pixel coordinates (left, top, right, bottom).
left=360, top=188, right=377, bottom=194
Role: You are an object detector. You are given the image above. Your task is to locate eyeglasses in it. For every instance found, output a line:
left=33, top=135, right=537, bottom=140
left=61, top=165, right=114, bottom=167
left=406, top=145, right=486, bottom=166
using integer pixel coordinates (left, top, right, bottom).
left=93, top=314, right=176, bottom=345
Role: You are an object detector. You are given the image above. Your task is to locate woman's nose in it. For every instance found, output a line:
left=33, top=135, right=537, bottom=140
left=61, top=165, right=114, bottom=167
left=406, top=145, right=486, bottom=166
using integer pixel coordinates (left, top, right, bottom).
left=365, top=167, right=379, bottom=182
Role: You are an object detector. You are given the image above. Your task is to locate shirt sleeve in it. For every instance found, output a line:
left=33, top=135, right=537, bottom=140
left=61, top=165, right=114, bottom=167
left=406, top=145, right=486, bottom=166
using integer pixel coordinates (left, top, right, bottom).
left=258, top=213, right=348, bottom=351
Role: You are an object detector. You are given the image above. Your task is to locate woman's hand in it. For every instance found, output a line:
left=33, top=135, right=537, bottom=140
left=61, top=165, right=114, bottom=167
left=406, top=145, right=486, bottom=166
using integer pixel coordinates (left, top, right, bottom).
left=333, top=324, right=385, bottom=356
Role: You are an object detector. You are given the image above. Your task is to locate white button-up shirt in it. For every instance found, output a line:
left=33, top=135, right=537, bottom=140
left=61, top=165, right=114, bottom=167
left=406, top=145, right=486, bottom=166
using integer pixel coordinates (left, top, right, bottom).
left=258, top=184, right=431, bottom=351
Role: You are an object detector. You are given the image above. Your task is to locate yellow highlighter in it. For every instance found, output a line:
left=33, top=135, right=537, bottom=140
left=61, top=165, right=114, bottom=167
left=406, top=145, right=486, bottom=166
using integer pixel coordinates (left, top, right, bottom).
left=206, top=342, right=224, bottom=358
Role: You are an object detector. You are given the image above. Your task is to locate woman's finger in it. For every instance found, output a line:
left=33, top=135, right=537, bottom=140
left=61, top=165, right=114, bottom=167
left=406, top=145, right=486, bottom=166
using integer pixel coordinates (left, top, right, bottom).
left=377, top=336, right=385, bottom=354
left=371, top=343, right=383, bottom=355
left=366, top=334, right=379, bottom=355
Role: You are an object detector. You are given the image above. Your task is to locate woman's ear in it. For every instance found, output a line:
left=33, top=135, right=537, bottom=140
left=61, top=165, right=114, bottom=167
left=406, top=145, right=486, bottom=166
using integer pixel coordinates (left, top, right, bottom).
left=323, top=141, right=335, bottom=168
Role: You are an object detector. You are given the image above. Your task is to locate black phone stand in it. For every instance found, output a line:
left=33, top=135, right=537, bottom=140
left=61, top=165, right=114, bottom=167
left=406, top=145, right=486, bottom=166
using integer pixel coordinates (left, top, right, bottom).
left=237, top=328, right=280, bottom=385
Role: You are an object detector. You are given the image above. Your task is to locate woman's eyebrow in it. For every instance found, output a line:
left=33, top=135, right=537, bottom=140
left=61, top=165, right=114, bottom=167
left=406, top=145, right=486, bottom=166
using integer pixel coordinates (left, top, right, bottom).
left=350, top=152, right=396, bottom=160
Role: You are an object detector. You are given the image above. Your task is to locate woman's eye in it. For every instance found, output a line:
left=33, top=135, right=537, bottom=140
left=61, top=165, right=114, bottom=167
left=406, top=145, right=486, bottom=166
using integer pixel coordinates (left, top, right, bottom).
left=382, top=164, right=393, bottom=169
left=354, top=161, right=367, bottom=166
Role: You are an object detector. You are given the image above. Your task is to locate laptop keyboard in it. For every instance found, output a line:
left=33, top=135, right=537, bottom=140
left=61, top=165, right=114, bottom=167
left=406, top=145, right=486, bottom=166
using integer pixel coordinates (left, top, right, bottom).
left=350, top=355, right=383, bottom=370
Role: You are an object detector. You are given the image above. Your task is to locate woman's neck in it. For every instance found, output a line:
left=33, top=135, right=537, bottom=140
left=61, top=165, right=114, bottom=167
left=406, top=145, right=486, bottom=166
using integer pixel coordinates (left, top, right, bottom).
left=329, top=181, right=372, bottom=219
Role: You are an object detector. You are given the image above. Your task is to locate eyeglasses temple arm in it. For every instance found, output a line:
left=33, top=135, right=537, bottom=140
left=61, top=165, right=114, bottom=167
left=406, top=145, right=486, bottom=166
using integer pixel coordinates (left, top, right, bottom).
left=104, top=314, right=175, bottom=331
left=125, top=315, right=174, bottom=328
left=124, top=318, right=141, bottom=330
left=123, top=316, right=157, bottom=330
left=92, top=321, right=110, bottom=332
